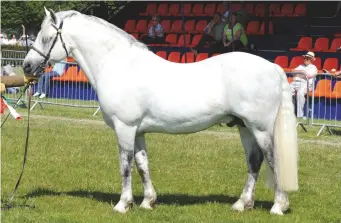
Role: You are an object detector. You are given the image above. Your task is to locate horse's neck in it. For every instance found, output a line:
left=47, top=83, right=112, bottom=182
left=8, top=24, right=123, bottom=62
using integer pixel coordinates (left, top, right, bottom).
left=67, top=16, right=137, bottom=88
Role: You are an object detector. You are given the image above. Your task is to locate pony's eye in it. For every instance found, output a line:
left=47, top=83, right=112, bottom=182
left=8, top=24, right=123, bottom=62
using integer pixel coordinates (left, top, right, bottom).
left=42, top=37, right=52, bottom=44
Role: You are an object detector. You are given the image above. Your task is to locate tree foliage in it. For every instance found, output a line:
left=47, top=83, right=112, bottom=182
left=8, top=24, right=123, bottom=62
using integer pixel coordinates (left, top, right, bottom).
left=1, top=1, right=124, bottom=37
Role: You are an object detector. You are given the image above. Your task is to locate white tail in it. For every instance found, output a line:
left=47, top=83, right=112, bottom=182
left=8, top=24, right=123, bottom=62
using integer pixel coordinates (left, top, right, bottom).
left=270, top=65, right=299, bottom=192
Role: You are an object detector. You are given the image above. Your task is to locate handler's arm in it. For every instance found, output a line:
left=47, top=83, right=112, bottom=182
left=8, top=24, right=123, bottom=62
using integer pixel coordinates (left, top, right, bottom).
left=1, top=76, right=39, bottom=88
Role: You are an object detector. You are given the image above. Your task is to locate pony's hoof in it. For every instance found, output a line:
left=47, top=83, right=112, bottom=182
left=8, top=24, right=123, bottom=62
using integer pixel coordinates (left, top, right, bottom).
left=232, top=199, right=254, bottom=212
left=140, top=201, right=153, bottom=210
left=232, top=199, right=245, bottom=212
left=113, top=200, right=133, bottom=214
left=140, top=196, right=156, bottom=210
left=270, top=204, right=284, bottom=215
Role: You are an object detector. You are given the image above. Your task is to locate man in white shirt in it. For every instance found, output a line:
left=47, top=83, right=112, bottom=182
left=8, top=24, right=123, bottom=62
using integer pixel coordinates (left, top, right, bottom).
left=290, top=51, right=318, bottom=118
left=0, top=33, right=9, bottom=45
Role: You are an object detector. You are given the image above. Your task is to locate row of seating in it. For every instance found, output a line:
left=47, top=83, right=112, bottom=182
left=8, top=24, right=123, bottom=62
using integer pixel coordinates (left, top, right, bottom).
left=47, top=66, right=89, bottom=83
left=125, top=19, right=274, bottom=35
left=139, top=3, right=306, bottom=17
left=155, top=51, right=218, bottom=63
left=274, top=55, right=341, bottom=72
left=306, top=79, right=341, bottom=99
left=154, top=51, right=340, bottom=99
left=290, top=37, right=341, bottom=52
left=133, top=33, right=203, bottom=47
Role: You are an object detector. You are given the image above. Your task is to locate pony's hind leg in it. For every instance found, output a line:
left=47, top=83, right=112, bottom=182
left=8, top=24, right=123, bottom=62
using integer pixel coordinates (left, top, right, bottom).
left=251, top=129, right=290, bottom=215
left=112, top=120, right=137, bottom=213
left=232, top=126, right=264, bottom=212
left=134, top=135, right=157, bottom=209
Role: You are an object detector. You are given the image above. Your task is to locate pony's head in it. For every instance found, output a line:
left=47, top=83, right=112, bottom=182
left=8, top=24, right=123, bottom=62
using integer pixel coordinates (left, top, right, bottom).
left=23, top=7, right=76, bottom=76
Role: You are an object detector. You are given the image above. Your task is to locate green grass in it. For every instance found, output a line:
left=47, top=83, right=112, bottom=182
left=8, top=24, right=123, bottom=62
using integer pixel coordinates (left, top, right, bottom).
left=1, top=106, right=341, bottom=223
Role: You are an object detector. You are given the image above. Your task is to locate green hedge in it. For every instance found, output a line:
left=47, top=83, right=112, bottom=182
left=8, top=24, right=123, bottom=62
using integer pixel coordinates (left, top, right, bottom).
left=1, top=45, right=32, bottom=51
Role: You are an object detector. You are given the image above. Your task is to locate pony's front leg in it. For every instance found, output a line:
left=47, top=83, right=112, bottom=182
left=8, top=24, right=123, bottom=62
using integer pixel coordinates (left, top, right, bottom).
left=112, top=121, right=137, bottom=213
left=134, top=135, right=157, bottom=209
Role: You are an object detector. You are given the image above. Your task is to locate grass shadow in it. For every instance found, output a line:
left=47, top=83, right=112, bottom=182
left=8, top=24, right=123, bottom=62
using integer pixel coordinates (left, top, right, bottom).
left=24, top=188, right=273, bottom=210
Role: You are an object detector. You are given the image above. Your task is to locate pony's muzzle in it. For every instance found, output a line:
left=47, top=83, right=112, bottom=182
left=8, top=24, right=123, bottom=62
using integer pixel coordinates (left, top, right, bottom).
left=22, top=61, right=32, bottom=74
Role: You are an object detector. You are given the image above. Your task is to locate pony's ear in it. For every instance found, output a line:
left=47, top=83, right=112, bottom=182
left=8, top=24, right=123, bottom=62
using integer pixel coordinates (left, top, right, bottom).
left=48, top=8, right=57, bottom=24
left=44, top=6, right=50, bottom=17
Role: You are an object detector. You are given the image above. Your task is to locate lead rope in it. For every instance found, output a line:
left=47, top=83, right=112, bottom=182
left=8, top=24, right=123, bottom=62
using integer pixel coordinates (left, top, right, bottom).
left=1, top=34, right=35, bottom=210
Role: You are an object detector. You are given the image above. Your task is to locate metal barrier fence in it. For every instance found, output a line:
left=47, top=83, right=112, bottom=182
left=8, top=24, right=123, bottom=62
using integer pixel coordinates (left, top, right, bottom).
left=288, top=71, right=341, bottom=136
left=1, top=51, right=341, bottom=134
left=310, top=73, right=341, bottom=136
left=1, top=57, right=100, bottom=116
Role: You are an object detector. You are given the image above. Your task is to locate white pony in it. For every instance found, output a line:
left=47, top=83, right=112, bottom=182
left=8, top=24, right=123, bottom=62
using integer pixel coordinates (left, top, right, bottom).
left=23, top=8, right=298, bottom=215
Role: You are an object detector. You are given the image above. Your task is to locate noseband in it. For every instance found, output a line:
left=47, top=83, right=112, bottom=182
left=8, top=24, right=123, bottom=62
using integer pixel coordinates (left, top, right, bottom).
left=31, top=21, right=69, bottom=75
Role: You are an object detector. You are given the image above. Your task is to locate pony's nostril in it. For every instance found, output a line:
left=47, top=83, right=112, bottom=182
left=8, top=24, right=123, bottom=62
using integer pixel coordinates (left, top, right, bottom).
left=23, top=62, right=32, bottom=73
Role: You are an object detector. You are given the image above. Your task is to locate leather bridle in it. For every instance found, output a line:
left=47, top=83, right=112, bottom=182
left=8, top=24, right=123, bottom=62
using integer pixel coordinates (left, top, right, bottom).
left=31, top=21, right=69, bottom=75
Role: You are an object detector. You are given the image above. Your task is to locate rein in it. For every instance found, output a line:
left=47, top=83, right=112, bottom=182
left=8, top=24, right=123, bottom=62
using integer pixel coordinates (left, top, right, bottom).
left=0, top=24, right=66, bottom=209
left=1, top=84, right=33, bottom=210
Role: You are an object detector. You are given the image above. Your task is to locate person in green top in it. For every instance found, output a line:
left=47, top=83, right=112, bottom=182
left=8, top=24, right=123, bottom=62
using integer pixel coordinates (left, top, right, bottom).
left=221, top=12, right=248, bottom=53
left=190, top=13, right=225, bottom=56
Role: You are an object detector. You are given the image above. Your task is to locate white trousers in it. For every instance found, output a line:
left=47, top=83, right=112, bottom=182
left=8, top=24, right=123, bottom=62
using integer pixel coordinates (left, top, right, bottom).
left=290, top=77, right=308, bottom=118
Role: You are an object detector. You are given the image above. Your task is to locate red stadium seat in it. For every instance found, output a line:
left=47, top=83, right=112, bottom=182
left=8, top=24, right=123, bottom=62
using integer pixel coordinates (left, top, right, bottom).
left=181, top=52, right=195, bottom=63
left=308, top=80, right=332, bottom=97
left=190, top=34, right=202, bottom=47
left=204, top=3, right=216, bottom=16
left=195, top=53, right=208, bottom=62
left=165, top=34, right=178, bottom=45
left=161, top=20, right=171, bottom=33
left=289, top=56, right=304, bottom=69
left=177, top=34, right=191, bottom=47
left=328, top=38, right=341, bottom=52
left=290, top=37, right=312, bottom=51
left=313, top=57, right=322, bottom=70
left=184, top=20, right=195, bottom=33
left=180, top=3, right=192, bottom=15
left=192, top=4, right=204, bottom=15
left=269, top=4, right=281, bottom=17
left=246, top=21, right=259, bottom=35
left=139, top=4, right=157, bottom=16
left=157, top=3, right=169, bottom=16
left=216, top=4, right=225, bottom=14
left=311, top=37, right=330, bottom=52
left=124, top=20, right=136, bottom=33
left=170, top=20, right=182, bottom=33
left=136, top=20, right=148, bottom=33
left=231, top=4, right=242, bottom=12
left=255, top=21, right=273, bottom=35
left=329, top=81, right=341, bottom=99
left=169, top=4, right=180, bottom=16
left=254, top=4, right=265, bottom=17
left=168, top=52, right=181, bottom=63
left=279, top=4, right=294, bottom=16
left=52, top=66, right=78, bottom=82
left=274, top=56, right=289, bottom=68
left=322, top=58, right=339, bottom=71
left=335, top=33, right=341, bottom=38
left=130, top=33, right=139, bottom=40
left=77, top=69, right=89, bottom=83
left=194, top=20, right=208, bottom=33
left=156, top=51, right=167, bottom=60
left=294, top=4, right=306, bottom=16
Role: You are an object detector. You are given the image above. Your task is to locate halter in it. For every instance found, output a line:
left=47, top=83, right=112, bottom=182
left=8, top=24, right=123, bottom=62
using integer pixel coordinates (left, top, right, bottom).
left=31, top=21, right=69, bottom=75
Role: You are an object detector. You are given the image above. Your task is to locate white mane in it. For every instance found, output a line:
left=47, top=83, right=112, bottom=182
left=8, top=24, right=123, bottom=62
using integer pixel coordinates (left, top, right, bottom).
left=45, top=10, right=149, bottom=51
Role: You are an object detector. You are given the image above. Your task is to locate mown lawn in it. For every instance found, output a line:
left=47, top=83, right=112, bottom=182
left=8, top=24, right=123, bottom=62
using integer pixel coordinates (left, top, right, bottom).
left=1, top=106, right=341, bottom=223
